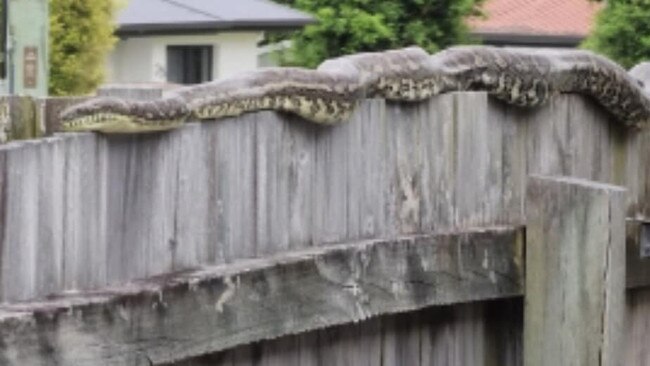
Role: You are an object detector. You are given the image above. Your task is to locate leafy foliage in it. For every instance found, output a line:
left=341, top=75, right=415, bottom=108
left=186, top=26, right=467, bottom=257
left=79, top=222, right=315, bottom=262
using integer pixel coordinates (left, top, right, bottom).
left=583, top=0, right=650, bottom=68
left=49, top=0, right=122, bottom=96
left=270, top=0, right=484, bottom=68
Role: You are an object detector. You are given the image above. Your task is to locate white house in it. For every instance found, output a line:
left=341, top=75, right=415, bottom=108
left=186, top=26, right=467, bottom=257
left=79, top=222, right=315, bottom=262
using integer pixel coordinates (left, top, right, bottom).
left=106, top=0, right=314, bottom=85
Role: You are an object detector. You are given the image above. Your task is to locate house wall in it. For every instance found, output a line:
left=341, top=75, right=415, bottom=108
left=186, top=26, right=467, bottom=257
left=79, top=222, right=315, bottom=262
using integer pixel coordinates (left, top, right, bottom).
left=5, top=0, right=49, bottom=96
left=106, top=31, right=263, bottom=84
left=106, top=38, right=155, bottom=83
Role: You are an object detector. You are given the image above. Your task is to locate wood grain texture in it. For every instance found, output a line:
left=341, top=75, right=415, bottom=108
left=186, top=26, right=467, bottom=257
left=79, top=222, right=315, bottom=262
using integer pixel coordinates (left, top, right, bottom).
left=0, top=93, right=642, bottom=302
left=625, top=287, right=650, bottom=365
left=0, top=227, right=523, bottom=365
left=174, top=298, right=523, bottom=366
left=525, top=175, right=626, bottom=366
left=0, top=96, right=41, bottom=141
left=0, top=92, right=650, bottom=364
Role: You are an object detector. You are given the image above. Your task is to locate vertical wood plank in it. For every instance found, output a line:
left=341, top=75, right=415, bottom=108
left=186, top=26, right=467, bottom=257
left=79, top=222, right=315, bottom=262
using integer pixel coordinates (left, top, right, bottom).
left=625, top=129, right=650, bottom=218
left=355, top=99, right=388, bottom=239
left=525, top=175, right=626, bottom=366
left=255, top=112, right=290, bottom=256
left=174, top=123, right=212, bottom=268
left=104, top=132, right=177, bottom=281
left=420, top=305, right=456, bottom=365
left=258, top=336, right=300, bottom=366
left=285, top=115, right=316, bottom=251
left=213, top=115, right=257, bottom=261
left=484, top=298, right=523, bottom=366
left=455, top=92, right=508, bottom=227
left=345, top=100, right=369, bottom=240
left=311, top=109, right=350, bottom=245
left=625, top=288, right=650, bottom=365
left=313, top=319, right=382, bottom=366
left=0, top=146, right=7, bottom=299
left=419, top=95, right=455, bottom=233
left=525, top=96, right=572, bottom=177
left=230, top=344, right=258, bottom=366
left=35, top=138, right=65, bottom=296
left=103, top=134, right=135, bottom=283
left=201, top=121, right=227, bottom=265
left=296, top=331, right=319, bottom=366
left=379, top=101, right=399, bottom=239
left=317, top=326, right=353, bottom=366
left=385, top=101, right=425, bottom=235
left=566, top=99, right=612, bottom=183
left=173, top=123, right=204, bottom=267
left=381, top=312, right=422, bottom=366
left=62, top=133, right=108, bottom=291
left=0, top=141, right=40, bottom=300
left=352, top=318, right=383, bottom=366
left=487, top=100, right=528, bottom=226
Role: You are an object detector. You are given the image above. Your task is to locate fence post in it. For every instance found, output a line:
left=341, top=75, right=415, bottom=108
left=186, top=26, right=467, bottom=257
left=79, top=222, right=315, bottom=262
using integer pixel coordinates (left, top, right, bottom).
left=525, top=175, right=626, bottom=366
left=0, top=95, right=42, bottom=141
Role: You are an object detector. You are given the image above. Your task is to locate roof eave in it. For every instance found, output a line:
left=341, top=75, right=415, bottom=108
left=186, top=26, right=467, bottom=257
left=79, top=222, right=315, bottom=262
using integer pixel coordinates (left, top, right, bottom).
left=116, top=19, right=316, bottom=37
left=472, top=31, right=587, bottom=47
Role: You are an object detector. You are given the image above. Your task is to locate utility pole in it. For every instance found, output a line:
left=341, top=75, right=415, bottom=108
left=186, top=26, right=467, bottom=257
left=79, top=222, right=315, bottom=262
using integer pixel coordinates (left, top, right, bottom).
left=0, top=0, right=7, bottom=93
left=2, top=0, right=48, bottom=96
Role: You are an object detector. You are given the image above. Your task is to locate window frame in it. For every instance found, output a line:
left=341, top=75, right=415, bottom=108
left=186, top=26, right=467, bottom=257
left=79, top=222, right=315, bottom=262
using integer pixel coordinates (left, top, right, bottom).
left=166, top=44, right=214, bottom=85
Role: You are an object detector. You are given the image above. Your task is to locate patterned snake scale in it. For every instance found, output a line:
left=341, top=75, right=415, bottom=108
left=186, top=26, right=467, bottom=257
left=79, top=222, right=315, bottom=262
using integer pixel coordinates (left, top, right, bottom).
left=60, top=46, right=650, bottom=133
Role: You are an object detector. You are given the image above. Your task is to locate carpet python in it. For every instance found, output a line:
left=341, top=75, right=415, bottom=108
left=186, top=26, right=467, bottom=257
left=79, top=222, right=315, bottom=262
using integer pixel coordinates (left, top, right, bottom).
left=60, top=46, right=650, bottom=133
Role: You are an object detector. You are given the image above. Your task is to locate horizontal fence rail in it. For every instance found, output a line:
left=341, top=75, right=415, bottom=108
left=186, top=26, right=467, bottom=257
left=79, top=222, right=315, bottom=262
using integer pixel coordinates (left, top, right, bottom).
left=0, top=227, right=522, bottom=365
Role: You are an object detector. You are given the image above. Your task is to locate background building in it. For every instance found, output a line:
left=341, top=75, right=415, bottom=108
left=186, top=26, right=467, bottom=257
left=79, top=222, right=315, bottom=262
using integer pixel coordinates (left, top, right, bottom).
left=106, top=0, right=314, bottom=85
left=469, top=0, right=602, bottom=48
left=1, top=0, right=49, bottom=96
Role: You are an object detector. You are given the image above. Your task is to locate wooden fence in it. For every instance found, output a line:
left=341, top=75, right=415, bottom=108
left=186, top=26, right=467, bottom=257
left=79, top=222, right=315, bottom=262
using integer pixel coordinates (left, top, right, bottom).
left=0, top=92, right=648, bottom=365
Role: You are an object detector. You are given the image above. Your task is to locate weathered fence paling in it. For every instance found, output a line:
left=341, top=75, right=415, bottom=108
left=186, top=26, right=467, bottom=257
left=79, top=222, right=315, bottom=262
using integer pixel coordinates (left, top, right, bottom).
left=525, top=176, right=626, bottom=366
left=0, top=92, right=649, bottom=364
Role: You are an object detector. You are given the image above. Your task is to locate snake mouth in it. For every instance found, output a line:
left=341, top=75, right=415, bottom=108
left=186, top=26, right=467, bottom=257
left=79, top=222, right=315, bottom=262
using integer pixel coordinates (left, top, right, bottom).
left=59, top=96, right=191, bottom=133
left=62, top=113, right=184, bottom=134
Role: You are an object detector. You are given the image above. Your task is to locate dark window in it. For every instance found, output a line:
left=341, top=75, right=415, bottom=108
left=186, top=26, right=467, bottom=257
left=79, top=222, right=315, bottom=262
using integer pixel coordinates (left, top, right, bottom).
left=167, top=45, right=213, bottom=84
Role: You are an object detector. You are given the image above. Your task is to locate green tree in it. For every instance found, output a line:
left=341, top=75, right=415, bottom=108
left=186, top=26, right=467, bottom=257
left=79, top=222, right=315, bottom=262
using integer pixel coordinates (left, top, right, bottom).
left=583, top=0, right=650, bottom=68
left=49, top=0, right=121, bottom=96
left=270, top=0, right=484, bottom=68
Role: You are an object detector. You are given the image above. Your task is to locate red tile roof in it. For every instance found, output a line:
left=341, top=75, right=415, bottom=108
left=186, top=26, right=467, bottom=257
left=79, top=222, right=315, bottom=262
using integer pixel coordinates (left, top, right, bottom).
left=469, top=0, right=603, bottom=37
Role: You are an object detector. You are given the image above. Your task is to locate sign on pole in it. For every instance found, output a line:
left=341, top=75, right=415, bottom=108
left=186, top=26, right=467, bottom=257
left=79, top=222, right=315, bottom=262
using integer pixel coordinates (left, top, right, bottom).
left=2, top=0, right=48, bottom=96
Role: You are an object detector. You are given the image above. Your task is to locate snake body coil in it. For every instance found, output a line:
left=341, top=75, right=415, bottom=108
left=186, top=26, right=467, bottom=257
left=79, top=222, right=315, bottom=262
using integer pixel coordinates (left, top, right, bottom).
left=60, top=46, right=650, bottom=133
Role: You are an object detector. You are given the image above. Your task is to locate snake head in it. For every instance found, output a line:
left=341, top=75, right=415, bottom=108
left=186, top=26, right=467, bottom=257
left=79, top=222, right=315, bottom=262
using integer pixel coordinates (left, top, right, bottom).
left=60, top=97, right=190, bottom=133
left=60, top=97, right=132, bottom=131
